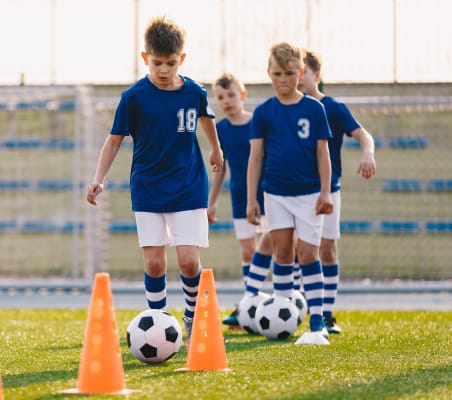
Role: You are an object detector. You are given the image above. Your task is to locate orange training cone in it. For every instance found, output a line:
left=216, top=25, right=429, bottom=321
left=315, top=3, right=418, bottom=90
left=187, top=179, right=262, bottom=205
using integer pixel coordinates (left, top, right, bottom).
left=62, top=273, right=131, bottom=394
left=184, top=269, right=230, bottom=371
left=0, top=376, right=4, bottom=400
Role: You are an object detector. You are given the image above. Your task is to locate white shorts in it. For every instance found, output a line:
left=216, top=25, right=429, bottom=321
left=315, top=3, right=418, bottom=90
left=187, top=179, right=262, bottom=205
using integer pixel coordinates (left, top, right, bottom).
left=233, top=216, right=268, bottom=240
left=135, top=209, right=209, bottom=248
left=264, top=192, right=323, bottom=246
left=322, top=191, right=341, bottom=240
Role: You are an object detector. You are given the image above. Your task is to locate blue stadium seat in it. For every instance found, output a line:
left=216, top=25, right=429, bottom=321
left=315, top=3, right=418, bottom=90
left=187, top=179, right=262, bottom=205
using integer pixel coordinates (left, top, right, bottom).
left=424, top=221, right=452, bottom=233
left=379, top=221, right=420, bottom=234
left=45, top=138, right=75, bottom=150
left=344, top=136, right=384, bottom=149
left=0, top=220, right=17, bottom=232
left=0, top=180, right=31, bottom=190
left=382, top=179, right=423, bottom=192
left=340, top=220, right=374, bottom=234
left=109, top=220, right=137, bottom=233
left=36, top=180, right=73, bottom=191
left=426, top=179, right=452, bottom=192
left=388, top=136, right=428, bottom=148
left=209, top=220, right=234, bottom=232
left=1, top=138, right=42, bottom=149
left=21, top=220, right=58, bottom=233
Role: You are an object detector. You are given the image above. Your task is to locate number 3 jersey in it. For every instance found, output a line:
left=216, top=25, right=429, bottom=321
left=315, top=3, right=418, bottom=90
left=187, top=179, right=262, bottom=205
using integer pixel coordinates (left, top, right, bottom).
left=250, top=95, right=332, bottom=196
left=111, top=76, right=214, bottom=212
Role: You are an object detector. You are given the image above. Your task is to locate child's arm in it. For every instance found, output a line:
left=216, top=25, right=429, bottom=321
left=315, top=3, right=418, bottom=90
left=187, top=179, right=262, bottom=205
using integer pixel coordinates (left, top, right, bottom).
left=207, top=163, right=227, bottom=223
left=247, top=138, right=264, bottom=225
left=351, top=127, right=376, bottom=179
left=198, top=117, right=224, bottom=172
left=87, top=134, right=124, bottom=205
left=315, top=139, right=333, bottom=215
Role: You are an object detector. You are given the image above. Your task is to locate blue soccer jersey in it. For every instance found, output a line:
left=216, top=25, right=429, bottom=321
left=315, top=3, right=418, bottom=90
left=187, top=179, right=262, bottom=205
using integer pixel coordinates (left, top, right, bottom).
left=251, top=95, right=332, bottom=196
left=216, top=119, right=264, bottom=218
left=321, top=96, right=361, bottom=192
left=110, top=76, right=214, bottom=212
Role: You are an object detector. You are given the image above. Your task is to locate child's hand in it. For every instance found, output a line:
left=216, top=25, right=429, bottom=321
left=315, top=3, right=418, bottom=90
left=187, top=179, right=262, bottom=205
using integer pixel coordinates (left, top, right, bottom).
left=210, top=149, right=224, bottom=172
left=357, top=151, right=376, bottom=179
left=246, top=201, right=261, bottom=225
left=316, top=193, right=333, bottom=215
left=87, top=182, right=104, bottom=205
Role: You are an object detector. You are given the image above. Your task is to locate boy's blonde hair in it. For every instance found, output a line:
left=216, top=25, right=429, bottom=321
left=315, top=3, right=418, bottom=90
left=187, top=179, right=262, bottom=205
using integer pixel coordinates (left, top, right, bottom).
left=268, top=42, right=303, bottom=70
left=144, top=16, right=186, bottom=56
left=213, top=73, right=246, bottom=92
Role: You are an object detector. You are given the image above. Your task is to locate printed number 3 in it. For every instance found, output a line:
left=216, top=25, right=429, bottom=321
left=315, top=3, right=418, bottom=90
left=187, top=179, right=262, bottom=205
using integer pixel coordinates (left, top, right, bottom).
left=177, top=108, right=197, bottom=132
left=298, top=118, right=310, bottom=139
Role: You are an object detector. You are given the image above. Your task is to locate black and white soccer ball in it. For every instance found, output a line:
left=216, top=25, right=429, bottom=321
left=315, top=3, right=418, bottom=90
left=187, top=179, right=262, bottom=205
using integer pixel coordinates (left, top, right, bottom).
left=290, top=290, right=308, bottom=324
left=126, top=309, right=182, bottom=364
left=236, top=292, right=270, bottom=333
left=255, top=296, right=299, bottom=340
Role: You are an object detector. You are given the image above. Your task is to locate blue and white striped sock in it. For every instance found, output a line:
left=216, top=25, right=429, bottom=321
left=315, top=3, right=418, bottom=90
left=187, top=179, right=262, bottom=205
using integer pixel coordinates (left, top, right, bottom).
left=293, top=257, right=302, bottom=291
left=144, top=272, right=166, bottom=310
left=245, top=252, right=272, bottom=295
left=301, top=260, right=324, bottom=331
left=323, top=264, right=339, bottom=318
left=242, top=263, right=250, bottom=285
left=180, top=269, right=201, bottom=319
left=272, top=262, right=294, bottom=298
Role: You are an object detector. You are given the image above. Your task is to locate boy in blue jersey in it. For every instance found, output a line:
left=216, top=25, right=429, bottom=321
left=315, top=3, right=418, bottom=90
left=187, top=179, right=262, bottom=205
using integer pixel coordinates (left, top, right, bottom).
left=298, top=50, right=376, bottom=334
left=247, top=42, right=333, bottom=345
left=86, top=17, right=223, bottom=349
left=208, top=73, right=273, bottom=327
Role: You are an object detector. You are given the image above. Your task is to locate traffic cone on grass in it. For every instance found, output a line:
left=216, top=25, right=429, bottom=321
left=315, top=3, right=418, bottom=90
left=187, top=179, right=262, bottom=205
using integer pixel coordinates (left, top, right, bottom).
left=180, top=269, right=230, bottom=371
left=0, top=376, right=4, bottom=400
left=62, top=272, right=132, bottom=394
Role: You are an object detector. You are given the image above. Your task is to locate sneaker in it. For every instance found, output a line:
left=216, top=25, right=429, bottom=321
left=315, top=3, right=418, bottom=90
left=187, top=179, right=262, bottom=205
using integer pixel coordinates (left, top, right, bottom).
left=222, top=305, right=240, bottom=327
left=294, top=331, right=330, bottom=345
left=183, top=316, right=193, bottom=350
left=324, top=316, right=342, bottom=334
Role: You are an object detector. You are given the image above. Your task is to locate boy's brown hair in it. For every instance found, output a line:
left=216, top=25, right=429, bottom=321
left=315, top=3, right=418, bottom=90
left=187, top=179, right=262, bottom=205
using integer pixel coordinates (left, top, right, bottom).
left=144, top=16, right=186, bottom=56
left=268, top=42, right=303, bottom=70
left=303, top=49, right=322, bottom=74
left=213, top=73, right=246, bottom=92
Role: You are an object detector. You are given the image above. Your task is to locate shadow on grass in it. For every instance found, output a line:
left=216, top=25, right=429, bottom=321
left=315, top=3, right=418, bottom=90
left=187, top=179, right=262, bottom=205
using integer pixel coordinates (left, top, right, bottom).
left=276, top=364, right=452, bottom=400
left=2, top=368, right=76, bottom=389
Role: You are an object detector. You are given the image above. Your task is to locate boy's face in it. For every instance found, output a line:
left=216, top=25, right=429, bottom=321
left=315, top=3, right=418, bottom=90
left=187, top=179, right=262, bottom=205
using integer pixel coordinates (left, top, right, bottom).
left=267, top=57, right=302, bottom=97
left=141, top=52, right=186, bottom=89
left=213, top=82, right=246, bottom=117
left=298, top=65, right=318, bottom=94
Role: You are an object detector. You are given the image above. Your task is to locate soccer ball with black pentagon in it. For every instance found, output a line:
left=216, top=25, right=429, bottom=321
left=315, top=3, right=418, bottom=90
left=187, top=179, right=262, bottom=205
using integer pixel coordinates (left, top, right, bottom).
left=290, top=290, right=308, bottom=324
left=127, top=309, right=182, bottom=364
left=236, top=292, right=270, bottom=333
left=255, top=296, right=299, bottom=340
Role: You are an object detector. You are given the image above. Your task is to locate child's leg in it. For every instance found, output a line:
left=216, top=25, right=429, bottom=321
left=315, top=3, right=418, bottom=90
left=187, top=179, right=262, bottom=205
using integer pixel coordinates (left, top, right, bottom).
left=142, top=246, right=168, bottom=309
left=245, top=232, right=273, bottom=295
left=269, top=228, right=295, bottom=298
left=239, top=237, right=256, bottom=285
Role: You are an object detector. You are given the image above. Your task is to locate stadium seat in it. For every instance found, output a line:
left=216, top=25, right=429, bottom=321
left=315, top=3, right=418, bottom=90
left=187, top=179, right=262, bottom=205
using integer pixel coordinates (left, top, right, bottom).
left=340, top=220, right=374, bottom=234
left=209, top=220, right=234, bottom=232
left=21, top=220, right=58, bottom=233
left=109, top=220, right=137, bottom=233
left=0, top=180, right=31, bottom=190
left=379, top=221, right=420, bottom=234
left=382, top=179, right=423, bottom=192
left=388, top=136, right=428, bottom=148
left=36, top=179, right=73, bottom=191
left=0, top=220, right=17, bottom=232
left=426, top=179, right=452, bottom=192
left=344, top=136, right=384, bottom=149
left=424, top=221, right=452, bottom=233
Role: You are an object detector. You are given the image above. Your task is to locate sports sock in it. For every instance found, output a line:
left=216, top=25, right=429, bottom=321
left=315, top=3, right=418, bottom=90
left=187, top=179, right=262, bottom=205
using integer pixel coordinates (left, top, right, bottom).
left=323, top=263, right=339, bottom=318
left=245, top=252, right=272, bottom=295
left=272, top=262, right=294, bottom=298
left=180, top=268, right=201, bottom=319
left=242, top=263, right=250, bottom=285
left=293, top=256, right=302, bottom=291
left=144, top=272, right=166, bottom=309
left=301, top=260, right=324, bottom=331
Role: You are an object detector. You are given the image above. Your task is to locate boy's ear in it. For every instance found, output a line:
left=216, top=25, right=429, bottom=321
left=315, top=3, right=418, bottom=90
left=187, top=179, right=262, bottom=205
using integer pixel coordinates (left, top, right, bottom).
left=141, top=51, right=149, bottom=65
left=179, top=53, right=186, bottom=65
left=299, top=68, right=304, bottom=79
left=241, top=90, right=248, bottom=101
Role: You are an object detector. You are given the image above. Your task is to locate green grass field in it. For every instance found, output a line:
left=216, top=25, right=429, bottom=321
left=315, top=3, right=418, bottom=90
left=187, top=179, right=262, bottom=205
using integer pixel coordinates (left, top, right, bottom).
left=0, top=309, right=451, bottom=399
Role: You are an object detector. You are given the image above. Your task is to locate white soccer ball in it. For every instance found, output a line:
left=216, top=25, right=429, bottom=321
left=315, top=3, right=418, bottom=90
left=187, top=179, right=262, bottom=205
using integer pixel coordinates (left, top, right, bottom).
left=126, top=309, right=182, bottom=364
left=290, top=290, right=308, bottom=324
left=236, top=292, right=271, bottom=333
left=255, top=296, right=300, bottom=340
